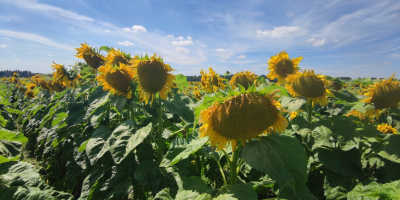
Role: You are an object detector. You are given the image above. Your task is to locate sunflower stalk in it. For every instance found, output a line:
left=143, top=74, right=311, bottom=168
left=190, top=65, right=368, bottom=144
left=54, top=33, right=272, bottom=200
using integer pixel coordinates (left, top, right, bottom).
left=212, top=156, right=228, bottom=186
left=229, top=143, right=242, bottom=186
left=156, top=94, right=164, bottom=164
left=364, top=114, right=369, bottom=127
left=307, top=100, right=313, bottom=129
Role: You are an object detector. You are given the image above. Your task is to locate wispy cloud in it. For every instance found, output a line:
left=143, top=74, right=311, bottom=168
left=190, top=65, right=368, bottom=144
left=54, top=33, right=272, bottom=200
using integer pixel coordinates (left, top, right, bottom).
left=306, top=38, right=326, bottom=46
left=175, top=47, right=190, bottom=55
left=216, top=48, right=226, bottom=53
left=117, top=41, right=135, bottom=47
left=0, top=13, right=21, bottom=22
left=0, top=44, right=7, bottom=48
left=237, top=54, right=247, bottom=59
left=3, top=0, right=94, bottom=22
left=0, top=29, right=74, bottom=50
left=256, top=26, right=308, bottom=38
left=168, top=35, right=194, bottom=46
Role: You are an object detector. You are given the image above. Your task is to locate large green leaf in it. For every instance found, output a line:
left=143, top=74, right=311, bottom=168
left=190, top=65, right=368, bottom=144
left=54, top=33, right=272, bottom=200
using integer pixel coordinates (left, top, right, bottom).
left=297, top=126, right=335, bottom=151
left=0, top=128, right=27, bottom=143
left=108, top=120, right=152, bottom=164
left=160, top=136, right=208, bottom=167
left=214, top=183, right=258, bottom=200
left=242, top=135, right=308, bottom=199
left=85, top=126, right=112, bottom=165
left=3, top=108, right=24, bottom=115
left=280, top=96, right=308, bottom=112
left=323, top=170, right=357, bottom=200
left=333, top=116, right=361, bottom=151
left=317, top=147, right=365, bottom=179
left=0, top=186, right=29, bottom=200
left=66, top=103, right=86, bottom=127
left=175, top=176, right=211, bottom=200
left=371, top=134, right=400, bottom=163
left=162, top=93, right=195, bottom=123
left=84, top=86, right=110, bottom=120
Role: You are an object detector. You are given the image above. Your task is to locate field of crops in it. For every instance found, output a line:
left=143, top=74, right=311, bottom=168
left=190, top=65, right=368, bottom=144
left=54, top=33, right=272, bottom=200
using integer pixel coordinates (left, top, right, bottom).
left=0, top=44, right=399, bottom=200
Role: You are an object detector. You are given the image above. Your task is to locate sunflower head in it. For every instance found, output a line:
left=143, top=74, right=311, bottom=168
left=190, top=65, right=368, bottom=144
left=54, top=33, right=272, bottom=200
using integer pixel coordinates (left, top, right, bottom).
left=39, top=78, right=50, bottom=91
left=106, top=48, right=131, bottom=67
left=27, top=83, right=36, bottom=90
left=13, top=77, right=19, bottom=84
left=47, top=81, right=56, bottom=92
left=194, top=89, right=202, bottom=100
left=75, top=43, right=106, bottom=70
left=209, top=67, right=227, bottom=90
left=13, top=73, right=19, bottom=78
left=377, top=123, right=397, bottom=134
left=290, top=111, right=298, bottom=120
left=286, top=69, right=331, bottom=106
left=97, top=63, right=135, bottom=99
left=267, top=51, right=302, bottom=85
left=229, top=71, right=257, bottom=90
left=361, top=73, right=400, bottom=110
left=346, top=110, right=365, bottom=122
left=131, top=53, right=176, bottom=104
left=25, top=90, right=35, bottom=99
left=18, top=86, right=26, bottom=93
left=200, top=69, right=213, bottom=93
left=199, top=88, right=288, bottom=151
left=52, top=81, right=66, bottom=92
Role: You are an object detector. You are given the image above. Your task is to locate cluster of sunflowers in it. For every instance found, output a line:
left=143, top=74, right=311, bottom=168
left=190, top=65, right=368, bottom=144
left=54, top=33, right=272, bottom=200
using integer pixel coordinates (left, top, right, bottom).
left=76, top=43, right=176, bottom=105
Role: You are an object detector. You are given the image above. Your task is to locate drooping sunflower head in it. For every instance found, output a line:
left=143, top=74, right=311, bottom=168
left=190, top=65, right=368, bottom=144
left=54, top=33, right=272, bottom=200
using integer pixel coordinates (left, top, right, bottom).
left=97, top=63, right=136, bottom=99
left=27, top=83, right=36, bottom=90
left=51, top=81, right=66, bottom=92
left=267, top=51, right=302, bottom=85
left=131, top=53, right=176, bottom=104
left=200, top=69, right=213, bottom=93
left=25, top=90, right=35, bottom=99
left=377, top=123, right=397, bottom=134
left=346, top=110, right=365, bottom=123
left=106, top=48, right=131, bottom=67
left=38, top=78, right=50, bottom=91
left=286, top=69, right=331, bottom=106
left=361, top=73, right=400, bottom=110
left=199, top=88, right=288, bottom=151
left=209, top=67, right=227, bottom=90
left=229, top=71, right=258, bottom=90
left=13, top=73, right=19, bottom=78
left=47, top=81, right=56, bottom=92
left=328, top=78, right=345, bottom=91
left=12, top=77, right=19, bottom=84
left=75, top=43, right=106, bottom=70
left=51, top=62, right=70, bottom=86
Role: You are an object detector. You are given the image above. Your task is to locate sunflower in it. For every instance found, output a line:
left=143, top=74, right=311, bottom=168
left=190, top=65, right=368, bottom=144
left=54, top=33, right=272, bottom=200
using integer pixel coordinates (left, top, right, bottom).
left=106, top=48, right=131, bottom=67
left=47, top=81, right=56, bottom=92
left=97, top=63, right=136, bottom=99
left=25, top=90, right=35, bottom=99
left=229, top=71, right=257, bottom=90
left=346, top=110, right=365, bottom=122
left=13, top=73, right=19, bottom=78
left=51, top=81, right=66, bottom=92
left=199, top=89, right=288, bottom=151
left=267, top=51, right=302, bottom=85
left=209, top=67, right=227, bottom=90
left=51, top=62, right=69, bottom=87
left=38, top=78, right=50, bottom=91
left=193, top=89, right=202, bottom=101
left=75, top=43, right=106, bottom=70
left=360, top=73, right=400, bottom=120
left=290, top=111, right=298, bottom=120
left=130, top=53, right=176, bottom=104
left=286, top=70, right=332, bottom=106
left=200, top=69, right=213, bottom=93
left=377, top=123, right=397, bottom=134
left=329, top=78, right=344, bottom=91
left=27, top=83, right=36, bottom=90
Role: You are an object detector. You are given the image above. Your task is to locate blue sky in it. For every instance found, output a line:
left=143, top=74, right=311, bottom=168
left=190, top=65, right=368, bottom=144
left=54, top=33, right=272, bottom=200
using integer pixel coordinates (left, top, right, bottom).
left=0, top=0, right=399, bottom=78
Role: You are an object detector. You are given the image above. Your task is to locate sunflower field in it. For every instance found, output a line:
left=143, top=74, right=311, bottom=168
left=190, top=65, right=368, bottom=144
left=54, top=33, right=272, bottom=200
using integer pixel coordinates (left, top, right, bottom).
left=1, top=44, right=400, bottom=200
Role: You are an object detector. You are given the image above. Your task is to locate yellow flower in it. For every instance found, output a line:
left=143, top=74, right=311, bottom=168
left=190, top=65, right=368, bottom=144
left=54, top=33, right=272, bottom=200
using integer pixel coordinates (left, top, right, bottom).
left=27, top=83, right=36, bottom=90
left=131, top=53, right=176, bottom=104
left=25, top=90, right=35, bottom=99
left=194, top=89, right=202, bottom=100
left=75, top=43, right=105, bottom=70
left=200, top=69, right=213, bottom=93
left=360, top=73, right=400, bottom=120
left=13, top=73, right=19, bottom=78
left=329, top=80, right=343, bottom=91
left=97, top=63, right=136, bottom=99
left=106, top=48, right=131, bottom=67
left=290, top=111, right=298, bottom=120
left=229, top=71, right=257, bottom=90
left=377, top=123, right=397, bottom=134
left=346, top=110, right=366, bottom=122
left=39, top=78, right=51, bottom=91
left=50, top=81, right=66, bottom=92
left=209, top=67, right=227, bottom=90
left=51, top=62, right=70, bottom=87
left=199, top=90, right=288, bottom=151
left=267, top=51, right=302, bottom=85
left=285, top=70, right=331, bottom=106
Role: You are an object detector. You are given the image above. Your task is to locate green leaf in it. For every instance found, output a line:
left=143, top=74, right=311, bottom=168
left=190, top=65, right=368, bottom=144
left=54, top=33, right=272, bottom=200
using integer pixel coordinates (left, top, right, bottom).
left=162, top=93, right=195, bottom=123
left=332, top=91, right=360, bottom=103
left=214, top=183, right=258, bottom=200
left=108, top=120, right=152, bottom=164
left=324, top=170, right=357, bottom=200
left=0, top=186, right=29, bottom=200
left=297, top=126, right=335, bottom=151
left=51, top=112, right=68, bottom=127
left=333, top=116, right=361, bottom=151
left=242, top=135, right=308, bottom=199
left=0, top=128, right=27, bottom=143
left=175, top=74, right=189, bottom=87
left=3, top=108, right=24, bottom=115
left=175, top=176, right=211, bottom=200
left=317, top=147, right=365, bottom=178
left=66, top=103, right=86, bottom=127
left=99, top=46, right=111, bottom=52
left=85, top=126, right=112, bottom=165
left=281, top=96, right=308, bottom=112
left=347, top=181, right=380, bottom=200
left=109, top=94, right=127, bottom=115
left=154, top=188, right=174, bottom=200
left=160, top=136, right=208, bottom=167
left=84, top=86, right=110, bottom=120
left=264, top=83, right=288, bottom=97
left=371, top=134, right=400, bottom=163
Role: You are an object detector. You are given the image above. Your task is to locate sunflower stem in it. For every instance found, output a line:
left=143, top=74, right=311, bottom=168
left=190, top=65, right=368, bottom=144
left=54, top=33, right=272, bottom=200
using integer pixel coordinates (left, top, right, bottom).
left=212, top=156, right=228, bottom=186
left=364, top=114, right=369, bottom=127
left=307, top=100, right=313, bottom=129
left=156, top=94, right=164, bottom=164
left=229, top=144, right=242, bottom=186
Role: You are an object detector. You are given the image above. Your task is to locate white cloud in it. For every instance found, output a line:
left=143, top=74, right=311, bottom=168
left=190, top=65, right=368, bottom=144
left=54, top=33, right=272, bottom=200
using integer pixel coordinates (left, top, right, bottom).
left=69, top=27, right=75, bottom=30
left=131, top=25, right=147, bottom=33
left=383, top=62, right=391, bottom=65
left=117, top=41, right=135, bottom=47
left=48, top=54, right=53, bottom=56
left=256, top=26, right=308, bottom=38
left=200, top=44, right=207, bottom=47
left=286, top=12, right=294, bottom=18
left=3, top=0, right=93, bottom=22
left=306, top=38, right=326, bottom=46
left=3, top=37, right=10, bottom=40
left=0, top=29, right=73, bottom=50
left=389, top=53, right=400, bottom=58
left=104, top=29, right=111, bottom=33
left=122, top=27, right=131, bottom=32
left=0, top=13, right=21, bottom=22
left=0, top=44, right=7, bottom=48
left=168, top=35, right=194, bottom=46
left=175, top=47, right=190, bottom=55
left=216, top=48, right=226, bottom=53
left=237, top=55, right=247, bottom=59
left=332, top=38, right=339, bottom=43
